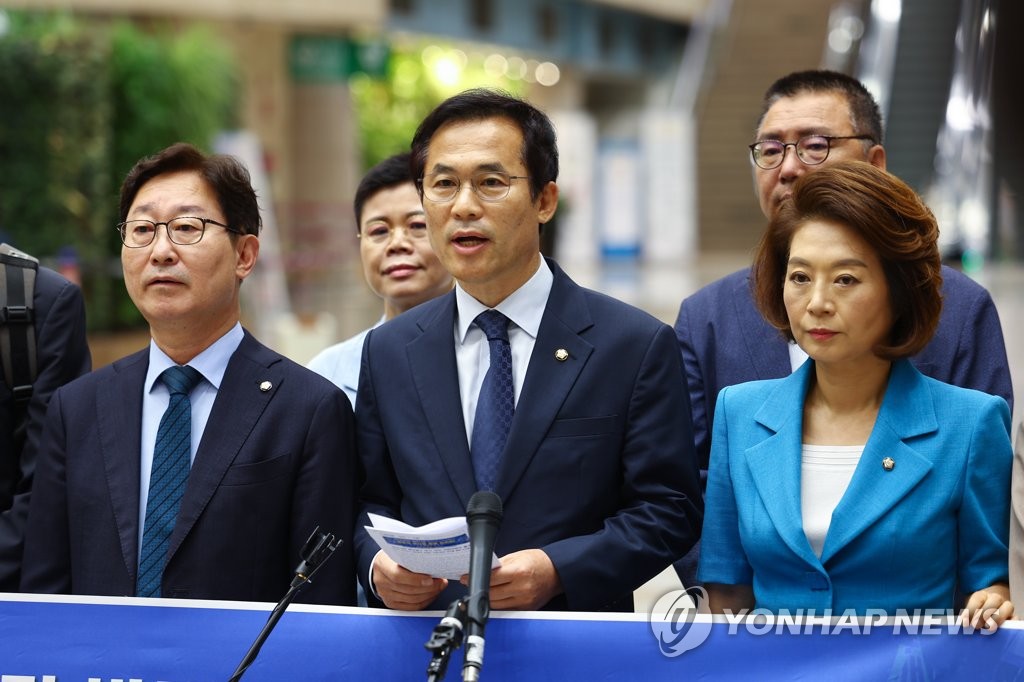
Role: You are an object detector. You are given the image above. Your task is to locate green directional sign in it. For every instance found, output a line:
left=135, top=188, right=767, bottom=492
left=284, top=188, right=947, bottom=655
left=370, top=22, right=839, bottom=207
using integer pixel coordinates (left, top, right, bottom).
left=289, top=36, right=390, bottom=83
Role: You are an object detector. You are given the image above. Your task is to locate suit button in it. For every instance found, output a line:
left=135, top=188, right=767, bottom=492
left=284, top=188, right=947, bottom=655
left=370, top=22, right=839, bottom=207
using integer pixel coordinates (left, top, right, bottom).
left=805, top=571, right=830, bottom=591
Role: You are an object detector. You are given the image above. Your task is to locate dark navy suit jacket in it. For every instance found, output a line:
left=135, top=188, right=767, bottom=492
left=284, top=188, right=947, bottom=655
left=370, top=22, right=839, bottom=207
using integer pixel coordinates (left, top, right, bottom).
left=0, top=266, right=90, bottom=590
left=355, top=259, right=703, bottom=612
left=20, top=331, right=357, bottom=605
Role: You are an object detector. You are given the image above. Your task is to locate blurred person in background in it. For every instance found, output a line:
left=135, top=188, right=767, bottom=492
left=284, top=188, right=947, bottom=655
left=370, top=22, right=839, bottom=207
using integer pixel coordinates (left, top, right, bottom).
left=0, top=243, right=91, bottom=590
left=308, top=152, right=452, bottom=409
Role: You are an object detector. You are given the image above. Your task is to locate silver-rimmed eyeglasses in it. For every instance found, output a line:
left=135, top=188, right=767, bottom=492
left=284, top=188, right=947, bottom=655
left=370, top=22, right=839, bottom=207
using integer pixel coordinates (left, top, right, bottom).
left=748, top=134, right=876, bottom=170
left=116, top=216, right=239, bottom=248
left=418, top=171, right=530, bottom=203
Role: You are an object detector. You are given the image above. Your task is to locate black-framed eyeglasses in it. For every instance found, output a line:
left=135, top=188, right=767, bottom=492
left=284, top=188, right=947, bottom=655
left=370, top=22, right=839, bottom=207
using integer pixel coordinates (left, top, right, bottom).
left=418, top=171, right=530, bottom=203
left=748, top=134, right=876, bottom=170
left=116, top=216, right=239, bottom=248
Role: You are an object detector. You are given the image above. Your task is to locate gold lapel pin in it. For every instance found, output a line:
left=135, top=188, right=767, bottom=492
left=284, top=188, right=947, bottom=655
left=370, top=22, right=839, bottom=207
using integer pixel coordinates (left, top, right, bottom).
left=554, top=348, right=569, bottom=362
left=882, top=457, right=895, bottom=471
left=259, top=380, right=273, bottom=392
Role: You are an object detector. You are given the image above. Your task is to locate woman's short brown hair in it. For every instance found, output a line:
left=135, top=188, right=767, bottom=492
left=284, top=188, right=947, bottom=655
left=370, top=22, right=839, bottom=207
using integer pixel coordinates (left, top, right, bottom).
left=751, top=160, right=942, bottom=360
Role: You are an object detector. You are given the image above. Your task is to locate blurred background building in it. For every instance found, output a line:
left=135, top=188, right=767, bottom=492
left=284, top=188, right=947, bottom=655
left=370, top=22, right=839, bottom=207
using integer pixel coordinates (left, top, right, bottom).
left=1, top=0, right=1021, bottom=430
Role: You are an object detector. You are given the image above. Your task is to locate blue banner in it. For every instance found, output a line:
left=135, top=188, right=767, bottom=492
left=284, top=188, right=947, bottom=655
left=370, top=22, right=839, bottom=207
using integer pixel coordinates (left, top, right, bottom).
left=0, top=594, right=1022, bottom=680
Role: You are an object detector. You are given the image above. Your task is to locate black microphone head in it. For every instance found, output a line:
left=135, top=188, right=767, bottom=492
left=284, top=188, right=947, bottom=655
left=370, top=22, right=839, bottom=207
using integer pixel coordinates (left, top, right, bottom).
left=467, top=491, right=503, bottom=524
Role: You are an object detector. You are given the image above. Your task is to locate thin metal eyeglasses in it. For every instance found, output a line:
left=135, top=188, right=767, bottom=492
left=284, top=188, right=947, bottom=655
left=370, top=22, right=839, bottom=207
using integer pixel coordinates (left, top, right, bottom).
left=116, top=216, right=240, bottom=248
left=418, top=171, right=530, bottom=203
left=748, top=134, right=876, bottom=170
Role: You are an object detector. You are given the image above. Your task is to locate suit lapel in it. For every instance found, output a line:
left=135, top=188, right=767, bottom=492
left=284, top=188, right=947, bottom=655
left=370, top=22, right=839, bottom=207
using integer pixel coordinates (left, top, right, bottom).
left=820, top=361, right=936, bottom=563
left=407, top=293, right=478, bottom=506
left=744, top=362, right=821, bottom=567
left=96, top=350, right=149, bottom=579
left=497, top=267, right=593, bottom=503
left=167, top=332, right=280, bottom=561
left=734, top=272, right=791, bottom=378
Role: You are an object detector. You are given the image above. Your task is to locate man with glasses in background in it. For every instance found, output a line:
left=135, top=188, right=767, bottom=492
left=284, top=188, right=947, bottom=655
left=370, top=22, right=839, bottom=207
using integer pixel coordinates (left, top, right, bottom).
left=21, top=143, right=357, bottom=605
left=673, top=69, right=1012, bottom=587
left=354, top=89, right=703, bottom=612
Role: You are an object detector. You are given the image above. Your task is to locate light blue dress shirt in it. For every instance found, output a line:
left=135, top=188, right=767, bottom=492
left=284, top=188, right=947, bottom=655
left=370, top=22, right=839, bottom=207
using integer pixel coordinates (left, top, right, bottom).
left=307, top=316, right=386, bottom=409
left=137, top=323, right=243, bottom=561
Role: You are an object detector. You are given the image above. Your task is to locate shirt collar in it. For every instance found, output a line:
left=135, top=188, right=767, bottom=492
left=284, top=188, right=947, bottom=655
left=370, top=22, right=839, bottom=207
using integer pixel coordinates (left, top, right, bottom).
left=145, top=322, right=245, bottom=393
left=455, top=257, right=553, bottom=343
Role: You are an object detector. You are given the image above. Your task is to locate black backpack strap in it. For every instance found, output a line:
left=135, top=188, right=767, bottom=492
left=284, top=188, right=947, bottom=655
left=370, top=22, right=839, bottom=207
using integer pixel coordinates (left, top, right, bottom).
left=0, top=243, right=39, bottom=406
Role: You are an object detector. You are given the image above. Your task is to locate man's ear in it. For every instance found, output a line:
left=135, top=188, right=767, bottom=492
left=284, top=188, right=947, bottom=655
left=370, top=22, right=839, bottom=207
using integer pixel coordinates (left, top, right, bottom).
left=235, top=234, right=260, bottom=282
left=867, top=144, right=887, bottom=170
left=537, top=181, right=559, bottom=224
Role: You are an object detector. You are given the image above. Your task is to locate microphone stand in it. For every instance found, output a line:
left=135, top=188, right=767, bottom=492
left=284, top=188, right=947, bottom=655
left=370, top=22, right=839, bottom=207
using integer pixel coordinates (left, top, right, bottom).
left=228, top=527, right=340, bottom=682
left=461, top=590, right=489, bottom=682
left=424, top=597, right=467, bottom=682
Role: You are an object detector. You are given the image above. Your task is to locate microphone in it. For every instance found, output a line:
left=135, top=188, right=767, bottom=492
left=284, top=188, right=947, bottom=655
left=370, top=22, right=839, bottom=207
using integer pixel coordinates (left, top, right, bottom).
left=228, top=527, right=340, bottom=682
left=462, top=491, right=503, bottom=682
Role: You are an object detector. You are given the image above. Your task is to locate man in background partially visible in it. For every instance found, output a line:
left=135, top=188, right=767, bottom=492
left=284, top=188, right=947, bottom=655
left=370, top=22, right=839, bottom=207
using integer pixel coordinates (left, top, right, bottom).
left=0, top=244, right=91, bottom=590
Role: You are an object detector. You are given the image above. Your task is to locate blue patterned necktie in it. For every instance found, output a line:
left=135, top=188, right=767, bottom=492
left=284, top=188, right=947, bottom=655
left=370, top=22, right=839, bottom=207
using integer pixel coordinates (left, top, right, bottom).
left=136, top=365, right=203, bottom=598
left=470, top=310, right=514, bottom=491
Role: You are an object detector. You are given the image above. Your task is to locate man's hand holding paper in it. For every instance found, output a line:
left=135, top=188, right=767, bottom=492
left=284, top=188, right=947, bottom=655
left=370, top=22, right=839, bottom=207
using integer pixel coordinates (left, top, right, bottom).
left=365, top=513, right=502, bottom=611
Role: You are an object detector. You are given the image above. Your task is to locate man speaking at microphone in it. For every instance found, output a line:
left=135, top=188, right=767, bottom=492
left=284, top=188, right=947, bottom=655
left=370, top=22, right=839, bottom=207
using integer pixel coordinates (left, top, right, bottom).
left=355, top=89, right=703, bottom=612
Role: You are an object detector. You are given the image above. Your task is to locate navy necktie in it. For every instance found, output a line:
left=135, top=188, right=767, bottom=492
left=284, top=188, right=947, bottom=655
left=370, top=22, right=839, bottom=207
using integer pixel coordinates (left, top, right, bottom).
left=470, top=310, right=514, bottom=491
left=137, top=365, right=202, bottom=598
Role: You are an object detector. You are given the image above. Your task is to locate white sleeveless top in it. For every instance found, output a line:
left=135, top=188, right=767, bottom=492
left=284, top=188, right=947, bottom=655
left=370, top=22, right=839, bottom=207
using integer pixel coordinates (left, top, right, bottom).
left=800, top=444, right=863, bottom=558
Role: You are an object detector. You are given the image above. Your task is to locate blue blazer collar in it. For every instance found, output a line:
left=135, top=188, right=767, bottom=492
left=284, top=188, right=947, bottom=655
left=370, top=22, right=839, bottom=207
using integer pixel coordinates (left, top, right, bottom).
left=745, top=361, right=816, bottom=566
left=745, top=359, right=938, bottom=568
left=821, top=360, right=937, bottom=563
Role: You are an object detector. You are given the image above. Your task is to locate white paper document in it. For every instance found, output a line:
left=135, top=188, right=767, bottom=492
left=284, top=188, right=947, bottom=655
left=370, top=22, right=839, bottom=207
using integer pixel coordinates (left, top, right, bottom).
left=365, top=513, right=501, bottom=580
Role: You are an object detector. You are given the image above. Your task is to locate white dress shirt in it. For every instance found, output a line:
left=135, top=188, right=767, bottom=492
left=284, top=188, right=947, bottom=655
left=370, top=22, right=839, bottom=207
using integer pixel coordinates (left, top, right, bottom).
left=454, top=257, right=553, bottom=447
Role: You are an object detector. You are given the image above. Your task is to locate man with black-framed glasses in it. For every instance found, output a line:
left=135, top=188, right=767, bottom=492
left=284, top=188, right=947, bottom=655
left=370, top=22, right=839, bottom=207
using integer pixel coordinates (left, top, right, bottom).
left=21, top=143, right=357, bottom=605
left=673, top=69, right=1012, bottom=587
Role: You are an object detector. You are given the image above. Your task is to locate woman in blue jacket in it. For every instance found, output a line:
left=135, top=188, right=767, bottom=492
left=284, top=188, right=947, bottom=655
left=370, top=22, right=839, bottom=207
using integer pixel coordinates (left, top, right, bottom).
left=698, top=161, right=1013, bottom=629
